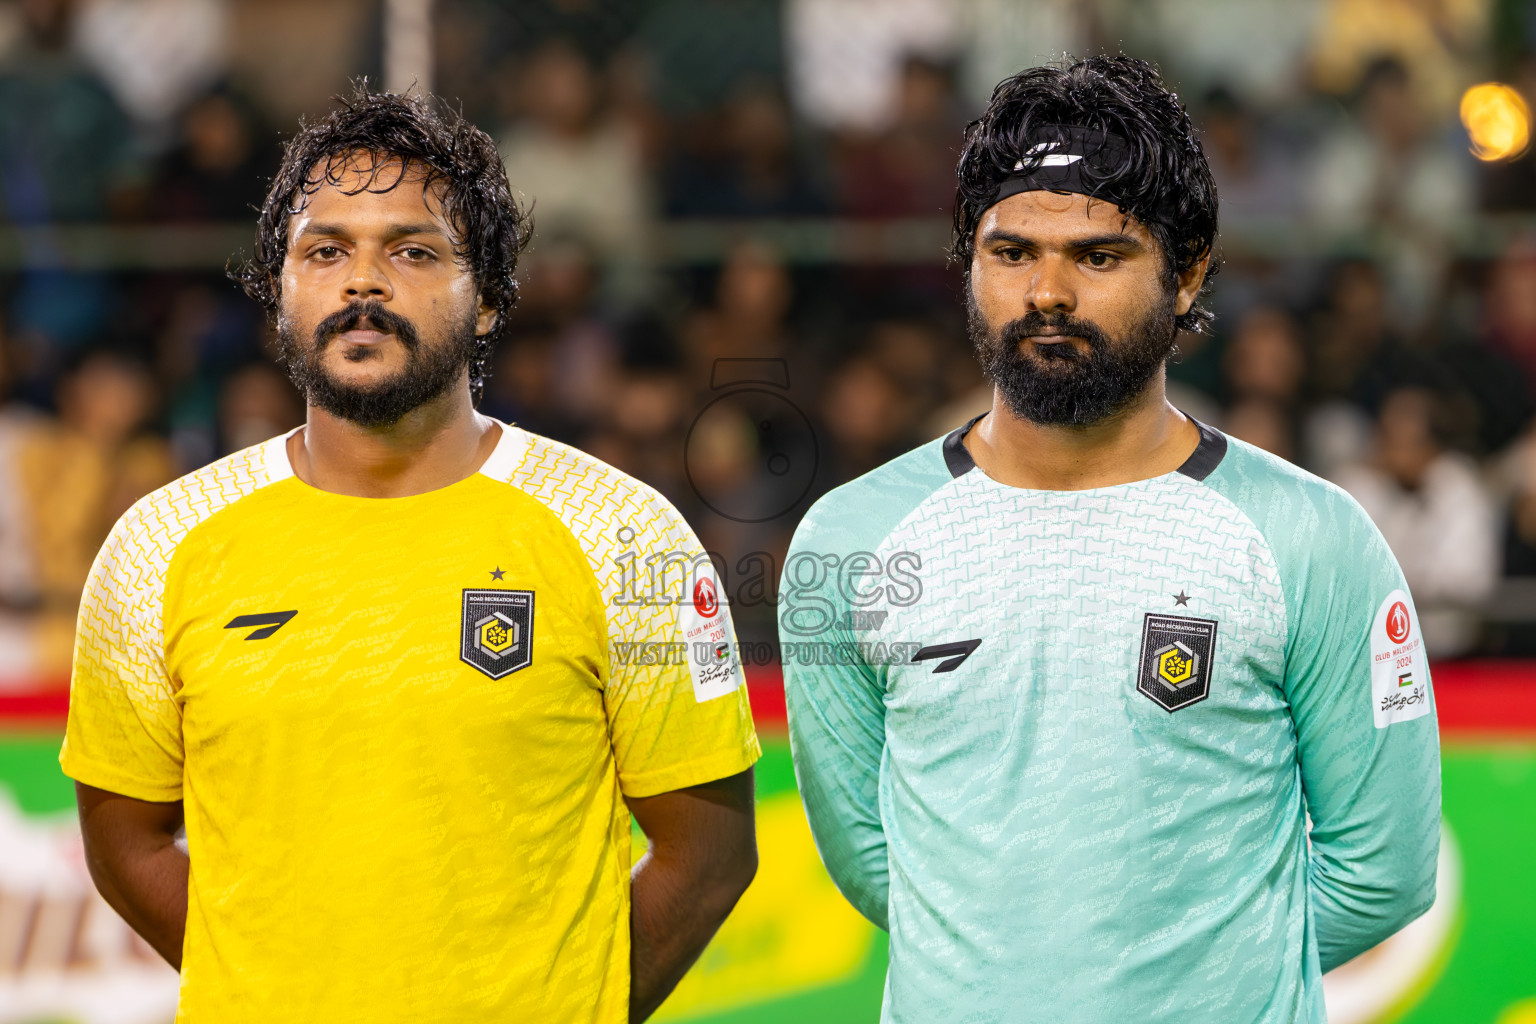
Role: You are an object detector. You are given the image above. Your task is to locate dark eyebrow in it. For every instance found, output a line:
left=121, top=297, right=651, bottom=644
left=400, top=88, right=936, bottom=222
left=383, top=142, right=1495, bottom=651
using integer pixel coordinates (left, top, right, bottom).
left=1070, top=233, right=1147, bottom=253
left=293, top=222, right=451, bottom=242
left=294, top=222, right=351, bottom=240
left=978, top=229, right=1147, bottom=253
left=383, top=223, right=451, bottom=241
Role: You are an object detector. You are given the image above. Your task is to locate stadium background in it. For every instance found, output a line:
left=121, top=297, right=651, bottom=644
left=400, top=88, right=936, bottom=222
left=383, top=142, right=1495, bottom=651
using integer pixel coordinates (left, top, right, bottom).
left=0, top=0, right=1534, bottom=1020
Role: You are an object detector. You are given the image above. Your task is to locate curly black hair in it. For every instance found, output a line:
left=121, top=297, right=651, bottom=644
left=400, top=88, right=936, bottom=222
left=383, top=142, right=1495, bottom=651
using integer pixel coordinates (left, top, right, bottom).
left=953, top=56, right=1220, bottom=334
left=229, top=84, right=529, bottom=402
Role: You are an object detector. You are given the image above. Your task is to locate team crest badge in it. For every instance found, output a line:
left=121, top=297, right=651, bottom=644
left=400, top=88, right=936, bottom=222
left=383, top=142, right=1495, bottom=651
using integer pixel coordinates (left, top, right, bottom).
left=1136, top=613, right=1218, bottom=712
left=461, top=589, right=535, bottom=679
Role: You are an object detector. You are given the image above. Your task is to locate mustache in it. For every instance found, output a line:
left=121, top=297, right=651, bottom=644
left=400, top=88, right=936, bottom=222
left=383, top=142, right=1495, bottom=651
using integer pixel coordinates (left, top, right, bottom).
left=997, top=311, right=1110, bottom=353
left=314, top=300, right=420, bottom=351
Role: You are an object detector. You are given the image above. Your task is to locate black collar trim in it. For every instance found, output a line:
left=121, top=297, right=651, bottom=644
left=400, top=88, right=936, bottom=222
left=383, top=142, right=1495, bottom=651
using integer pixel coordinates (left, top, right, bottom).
left=940, top=413, right=1228, bottom=483
left=1176, top=419, right=1228, bottom=481
left=942, top=414, right=985, bottom=477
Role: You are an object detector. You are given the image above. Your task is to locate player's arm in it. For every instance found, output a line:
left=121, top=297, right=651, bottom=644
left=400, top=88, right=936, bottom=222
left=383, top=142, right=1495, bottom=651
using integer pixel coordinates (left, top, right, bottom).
left=780, top=544, right=891, bottom=931
left=1283, top=498, right=1441, bottom=971
left=61, top=505, right=190, bottom=969
left=75, top=782, right=188, bottom=969
left=627, top=767, right=756, bottom=1023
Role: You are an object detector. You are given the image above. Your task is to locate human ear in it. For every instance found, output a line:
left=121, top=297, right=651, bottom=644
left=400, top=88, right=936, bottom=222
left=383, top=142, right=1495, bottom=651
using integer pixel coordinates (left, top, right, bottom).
left=1174, top=252, right=1210, bottom=317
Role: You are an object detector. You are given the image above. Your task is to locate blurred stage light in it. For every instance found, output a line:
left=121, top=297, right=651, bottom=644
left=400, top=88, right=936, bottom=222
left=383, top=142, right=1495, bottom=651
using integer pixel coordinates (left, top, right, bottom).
left=1460, top=82, right=1531, bottom=162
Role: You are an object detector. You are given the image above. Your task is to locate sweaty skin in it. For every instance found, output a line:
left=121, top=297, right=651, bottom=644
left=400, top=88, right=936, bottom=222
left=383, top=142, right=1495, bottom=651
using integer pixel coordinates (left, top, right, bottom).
left=964, top=190, right=1209, bottom=490
left=75, top=152, right=756, bottom=1022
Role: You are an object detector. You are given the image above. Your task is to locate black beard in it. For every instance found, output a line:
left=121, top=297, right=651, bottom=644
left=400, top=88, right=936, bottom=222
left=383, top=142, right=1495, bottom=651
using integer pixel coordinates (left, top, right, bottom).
left=966, top=290, right=1177, bottom=426
left=278, top=298, right=478, bottom=427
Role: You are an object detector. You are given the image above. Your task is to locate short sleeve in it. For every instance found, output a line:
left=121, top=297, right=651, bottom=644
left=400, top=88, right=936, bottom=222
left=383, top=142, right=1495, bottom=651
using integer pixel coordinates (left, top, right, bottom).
left=501, top=431, right=760, bottom=799
left=602, top=496, right=760, bottom=797
left=60, top=502, right=185, bottom=802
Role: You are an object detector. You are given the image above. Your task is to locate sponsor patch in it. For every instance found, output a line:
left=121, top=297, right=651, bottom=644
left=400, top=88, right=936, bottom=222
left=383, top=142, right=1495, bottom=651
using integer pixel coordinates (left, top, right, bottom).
left=1371, top=589, right=1430, bottom=728
left=1136, top=613, right=1218, bottom=712
left=681, top=563, right=744, bottom=702
left=461, top=589, right=535, bottom=679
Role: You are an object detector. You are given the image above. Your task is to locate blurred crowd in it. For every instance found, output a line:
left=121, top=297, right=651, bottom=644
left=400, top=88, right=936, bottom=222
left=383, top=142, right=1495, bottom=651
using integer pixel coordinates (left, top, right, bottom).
left=5, top=0, right=1536, bottom=682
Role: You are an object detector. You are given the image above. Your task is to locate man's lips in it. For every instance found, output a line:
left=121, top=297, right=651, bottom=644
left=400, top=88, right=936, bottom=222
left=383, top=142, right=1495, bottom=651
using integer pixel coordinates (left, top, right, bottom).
left=1021, top=329, right=1082, bottom=345
left=334, top=327, right=392, bottom=345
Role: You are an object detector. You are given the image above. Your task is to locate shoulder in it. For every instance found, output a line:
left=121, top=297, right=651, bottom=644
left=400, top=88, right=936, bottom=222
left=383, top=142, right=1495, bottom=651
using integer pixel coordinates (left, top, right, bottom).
left=792, top=434, right=955, bottom=555
left=84, top=435, right=290, bottom=613
left=1201, top=433, right=1392, bottom=579
left=489, top=426, right=700, bottom=563
left=101, top=436, right=291, bottom=574
left=496, top=427, right=686, bottom=527
left=1205, top=434, right=1368, bottom=523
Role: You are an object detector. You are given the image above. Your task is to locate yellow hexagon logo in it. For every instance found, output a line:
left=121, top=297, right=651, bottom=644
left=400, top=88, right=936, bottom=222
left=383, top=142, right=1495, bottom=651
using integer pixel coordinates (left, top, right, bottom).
left=478, top=613, right=519, bottom=654
left=1156, top=642, right=1197, bottom=686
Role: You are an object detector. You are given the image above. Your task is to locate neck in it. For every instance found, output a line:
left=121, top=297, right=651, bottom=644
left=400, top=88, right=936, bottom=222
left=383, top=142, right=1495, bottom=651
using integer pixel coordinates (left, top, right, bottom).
left=287, top=382, right=500, bottom=498
left=964, top=369, right=1200, bottom=490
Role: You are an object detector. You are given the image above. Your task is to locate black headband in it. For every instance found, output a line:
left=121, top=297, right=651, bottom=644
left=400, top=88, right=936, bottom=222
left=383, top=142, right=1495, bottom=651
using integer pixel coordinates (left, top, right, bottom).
left=990, top=124, right=1139, bottom=215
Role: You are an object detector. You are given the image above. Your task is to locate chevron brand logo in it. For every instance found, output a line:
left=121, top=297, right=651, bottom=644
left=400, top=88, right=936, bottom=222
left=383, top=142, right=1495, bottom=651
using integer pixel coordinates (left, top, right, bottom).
left=224, top=611, right=297, bottom=640
left=911, top=639, right=982, bottom=673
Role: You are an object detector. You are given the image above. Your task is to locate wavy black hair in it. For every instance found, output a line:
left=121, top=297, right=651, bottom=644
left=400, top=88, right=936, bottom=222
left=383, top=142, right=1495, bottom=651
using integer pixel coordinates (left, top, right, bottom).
left=953, top=56, right=1220, bottom=334
left=229, top=84, right=529, bottom=402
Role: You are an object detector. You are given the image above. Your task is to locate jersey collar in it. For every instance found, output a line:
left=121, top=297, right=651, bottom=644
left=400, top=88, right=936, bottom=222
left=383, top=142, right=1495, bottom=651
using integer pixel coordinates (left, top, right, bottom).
left=941, top=412, right=1228, bottom=482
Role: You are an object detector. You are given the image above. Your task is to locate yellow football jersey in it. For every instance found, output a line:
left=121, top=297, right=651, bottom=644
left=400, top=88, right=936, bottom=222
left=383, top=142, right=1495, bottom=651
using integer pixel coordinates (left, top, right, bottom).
left=61, top=423, right=761, bottom=1023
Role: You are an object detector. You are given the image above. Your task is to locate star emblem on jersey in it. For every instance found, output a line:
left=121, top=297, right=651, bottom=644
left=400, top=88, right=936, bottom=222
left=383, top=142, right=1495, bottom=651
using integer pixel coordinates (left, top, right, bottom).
left=461, top=589, right=534, bottom=678
left=1173, top=590, right=1190, bottom=606
left=1136, top=613, right=1218, bottom=712
left=489, top=566, right=505, bottom=581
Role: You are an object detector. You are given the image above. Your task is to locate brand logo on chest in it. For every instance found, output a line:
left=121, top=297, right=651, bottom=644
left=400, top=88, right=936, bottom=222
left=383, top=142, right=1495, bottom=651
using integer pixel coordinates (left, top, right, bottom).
left=1136, top=613, right=1218, bottom=712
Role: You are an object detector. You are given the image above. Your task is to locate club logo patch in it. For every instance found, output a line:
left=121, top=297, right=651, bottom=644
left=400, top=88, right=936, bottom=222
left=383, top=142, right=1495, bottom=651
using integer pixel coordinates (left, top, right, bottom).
left=461, top=589, right=534, bottom=679
left=1136, top=613, right=1218, bottom=712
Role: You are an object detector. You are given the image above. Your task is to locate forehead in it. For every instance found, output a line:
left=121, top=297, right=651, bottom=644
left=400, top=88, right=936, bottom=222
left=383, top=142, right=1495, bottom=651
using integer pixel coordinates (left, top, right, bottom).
left=287, top=151, right=453, bottom=237
left=977, top=190, right=1154, bottom=244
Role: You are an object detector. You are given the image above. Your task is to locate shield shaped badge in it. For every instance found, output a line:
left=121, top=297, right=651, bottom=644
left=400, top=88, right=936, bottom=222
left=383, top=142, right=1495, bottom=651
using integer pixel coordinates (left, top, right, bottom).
left=1136, top=613, right=1218, bottom=712
left=461, top=589, right=535, bottom=679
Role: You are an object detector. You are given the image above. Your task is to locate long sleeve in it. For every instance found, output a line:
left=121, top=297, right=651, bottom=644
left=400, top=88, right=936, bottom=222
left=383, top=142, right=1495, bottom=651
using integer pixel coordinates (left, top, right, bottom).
left=1277, top=485, right=1442, bottom=971
left=781, top=516, right=891, bottom=930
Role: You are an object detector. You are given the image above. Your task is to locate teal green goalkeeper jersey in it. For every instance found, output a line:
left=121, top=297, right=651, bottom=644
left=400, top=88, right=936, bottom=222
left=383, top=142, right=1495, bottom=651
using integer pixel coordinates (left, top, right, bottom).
left=781, top=417, right=1441, bottom=1024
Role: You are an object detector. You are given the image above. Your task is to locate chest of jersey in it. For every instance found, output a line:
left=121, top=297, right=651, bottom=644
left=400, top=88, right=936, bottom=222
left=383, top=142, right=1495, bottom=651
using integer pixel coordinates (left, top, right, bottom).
left=159, top=475, right=608, bottom=794
left=876, top=472, right=1292, bottom=779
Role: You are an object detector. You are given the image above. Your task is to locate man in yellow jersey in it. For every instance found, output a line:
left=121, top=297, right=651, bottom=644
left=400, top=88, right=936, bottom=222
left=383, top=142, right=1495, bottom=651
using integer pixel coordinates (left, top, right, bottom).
left=61, top=87, right=761, bottom=1022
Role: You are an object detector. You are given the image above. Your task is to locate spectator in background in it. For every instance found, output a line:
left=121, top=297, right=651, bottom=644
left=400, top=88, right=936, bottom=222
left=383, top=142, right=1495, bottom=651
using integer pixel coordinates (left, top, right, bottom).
left=1310, top=0, right=1488, bottom=118
left=1304, top=259, right=1437, bottom=475
left=1482, top=237, right=1536, bottom=398
left=683, top=241, right=799, bottom=374
left=508, top=238, right=623, bottom=431
left=1220, top=306, right=1307, bottom=462
left=1335, top=387, right=1498, bottom=657
left=480, top=329, right=583, bottom=444
left=1199, top=86, right=1303, bottom=226
left=0, top=0, right=141, bottom=224
left=0, top=0, right=141, bottom=376
left=817, top=349, right=909, bottom=484
left=1306, top=58, right=1472, bottom=316
left=4, top=349, right=174, bottom=683
left=499, top=39, right=651, bottom=302
left=784, top=0, right=956, bottom=132
left=0, top=325, right=47, bottom=686
left=836, top=55, right=966, bottom=218
left=216, top=361, right=301, bottom=456
left=663, top=83, right=829, bottom=217
left=147, top=86, right=275, bottom=222
left=638, top=0, right=783, bottom=120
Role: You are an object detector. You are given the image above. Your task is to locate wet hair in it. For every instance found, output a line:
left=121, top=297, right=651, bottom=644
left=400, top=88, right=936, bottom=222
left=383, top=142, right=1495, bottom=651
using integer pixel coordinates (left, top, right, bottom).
left=953, top=55, right=1220, bottom=334
left=229, top=84, right=529, bottom=403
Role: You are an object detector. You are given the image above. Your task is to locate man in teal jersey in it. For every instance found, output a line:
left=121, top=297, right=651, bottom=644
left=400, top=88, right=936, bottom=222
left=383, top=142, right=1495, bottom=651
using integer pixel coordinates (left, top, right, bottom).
left=781, top=56, right=1440, bottom=1023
